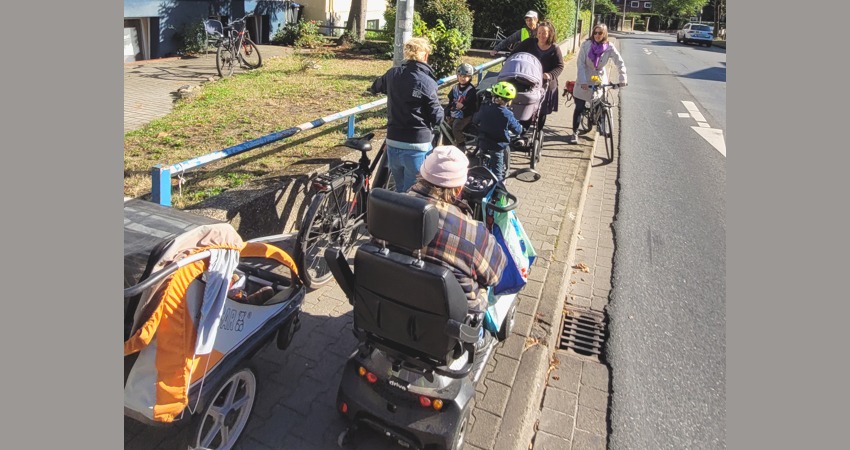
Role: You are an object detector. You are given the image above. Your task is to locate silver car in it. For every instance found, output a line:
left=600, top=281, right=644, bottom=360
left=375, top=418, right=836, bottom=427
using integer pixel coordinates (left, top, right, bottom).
left=677, top=23, right=714, bottom=47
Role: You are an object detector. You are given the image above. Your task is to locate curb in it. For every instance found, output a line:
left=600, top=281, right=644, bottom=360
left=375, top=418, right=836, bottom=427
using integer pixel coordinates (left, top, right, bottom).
left=496, top=132, right=598, bottom=450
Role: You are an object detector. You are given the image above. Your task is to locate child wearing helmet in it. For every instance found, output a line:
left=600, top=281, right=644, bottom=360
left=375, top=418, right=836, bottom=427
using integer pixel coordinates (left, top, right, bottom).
left=472, top=81, right=523, bottom=180
left=446, top=63, right=478, bottom=152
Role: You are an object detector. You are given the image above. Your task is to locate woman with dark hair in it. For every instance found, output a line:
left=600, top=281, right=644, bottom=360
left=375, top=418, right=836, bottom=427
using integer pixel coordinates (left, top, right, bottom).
left=509, top=20, right=564, bottom=130
left=568, top=23, right=627, bottom=144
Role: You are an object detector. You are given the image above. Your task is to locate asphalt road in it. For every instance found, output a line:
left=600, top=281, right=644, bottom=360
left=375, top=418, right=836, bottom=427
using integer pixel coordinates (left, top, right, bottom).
left=606, top=32, right=726, bottom=449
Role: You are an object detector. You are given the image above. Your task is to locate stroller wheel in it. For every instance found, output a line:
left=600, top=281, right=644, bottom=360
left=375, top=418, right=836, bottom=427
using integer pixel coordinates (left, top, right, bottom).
left=185, top=363, right=258, bottom=450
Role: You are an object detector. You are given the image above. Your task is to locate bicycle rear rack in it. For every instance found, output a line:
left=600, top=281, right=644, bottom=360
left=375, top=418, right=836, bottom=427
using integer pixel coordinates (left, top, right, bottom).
left=313, top=161, right=360, bottom=191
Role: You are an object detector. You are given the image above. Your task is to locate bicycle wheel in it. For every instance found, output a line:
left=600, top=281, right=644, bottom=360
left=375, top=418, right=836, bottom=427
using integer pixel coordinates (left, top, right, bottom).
left=601, top=108, right=615, bottom=162
left=530, top=129, right=543, bottom=170
left=216, top=44, right=235, bottom=78
left=238, top=39, right=262, bottom=69
left=295, top=180, right=365, bottom=289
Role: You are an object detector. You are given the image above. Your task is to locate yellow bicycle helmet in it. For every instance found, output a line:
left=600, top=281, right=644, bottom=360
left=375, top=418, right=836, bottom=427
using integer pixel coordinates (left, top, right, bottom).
left=491, top=81, right=517, bottom=100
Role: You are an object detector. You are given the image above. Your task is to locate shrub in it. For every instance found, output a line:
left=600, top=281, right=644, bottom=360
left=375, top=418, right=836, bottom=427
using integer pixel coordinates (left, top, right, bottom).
left=421, top=20, right=467, bottom=79
left=174, top=20, right=208, bottom=56
left=271, top=20, right=326, bottom=48
left=419, top=0, right=474, bottom=48
left=467, top=0, right=576, bottom=44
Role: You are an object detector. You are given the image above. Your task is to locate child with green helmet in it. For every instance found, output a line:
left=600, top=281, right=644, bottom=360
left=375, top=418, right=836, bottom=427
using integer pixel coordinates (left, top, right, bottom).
left=472, top=81, right=523, bottom=180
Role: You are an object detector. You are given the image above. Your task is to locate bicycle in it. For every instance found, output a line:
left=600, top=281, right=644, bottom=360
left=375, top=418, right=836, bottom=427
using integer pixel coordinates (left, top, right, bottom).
left=571, top=81, right=623, bottom=162
left=490, top=25, right=507, bottom=50
left=294, top=132, right=395, bottom=289
left=212, top=14, right=262, bottom=78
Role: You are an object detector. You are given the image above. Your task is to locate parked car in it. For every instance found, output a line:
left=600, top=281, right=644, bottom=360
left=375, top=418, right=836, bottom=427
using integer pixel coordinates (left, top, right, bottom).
left=677, top=23, right=714, bottom=47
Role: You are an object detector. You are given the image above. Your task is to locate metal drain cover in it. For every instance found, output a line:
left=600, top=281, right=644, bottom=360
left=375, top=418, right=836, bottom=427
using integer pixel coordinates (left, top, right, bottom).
left=559, top=307, right=606, bottom=357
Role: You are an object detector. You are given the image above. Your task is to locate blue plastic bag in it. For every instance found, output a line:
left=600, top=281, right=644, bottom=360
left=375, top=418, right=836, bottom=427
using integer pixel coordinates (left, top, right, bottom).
left=492, top=203, right=536, bottom=295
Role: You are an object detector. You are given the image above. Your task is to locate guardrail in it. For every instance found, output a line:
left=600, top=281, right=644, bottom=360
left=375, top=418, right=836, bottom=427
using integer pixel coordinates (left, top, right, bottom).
left=151, top=57, right=505, bottom=206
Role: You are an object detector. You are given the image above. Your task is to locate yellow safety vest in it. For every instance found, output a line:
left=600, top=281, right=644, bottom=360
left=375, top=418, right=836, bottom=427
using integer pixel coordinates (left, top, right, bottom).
left=521, top=28, right=530, bottom=41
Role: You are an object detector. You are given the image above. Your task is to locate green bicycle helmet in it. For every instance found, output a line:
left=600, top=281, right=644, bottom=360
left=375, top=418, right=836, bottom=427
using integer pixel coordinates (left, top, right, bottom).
left=491, top=81, right=517, bottom=100
left=456, top=63, right=474, bottom=76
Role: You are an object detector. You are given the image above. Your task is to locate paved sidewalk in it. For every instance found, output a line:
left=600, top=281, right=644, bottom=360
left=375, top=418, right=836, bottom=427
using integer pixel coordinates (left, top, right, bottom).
left=123, top=40, right=616, bottom=450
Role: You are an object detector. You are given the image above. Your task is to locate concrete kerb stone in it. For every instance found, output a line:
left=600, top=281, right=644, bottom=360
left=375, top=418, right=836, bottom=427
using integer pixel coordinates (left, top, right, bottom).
left=494, top=40, right=600, bottom=450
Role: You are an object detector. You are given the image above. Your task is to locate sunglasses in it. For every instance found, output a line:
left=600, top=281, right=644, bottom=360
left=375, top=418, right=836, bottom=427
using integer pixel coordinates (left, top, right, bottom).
left=593, top=31, right=604, bottom=35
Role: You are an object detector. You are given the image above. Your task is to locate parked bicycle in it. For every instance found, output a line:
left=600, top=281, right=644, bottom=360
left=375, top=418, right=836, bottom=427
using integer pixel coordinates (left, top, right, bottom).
left=490, top=25, right=508, bottom=50
left=206, top=14, right=262, bottom=78
left=570, top=81, right=623, bottom=162
left=294, top=133, right=394, bottom=289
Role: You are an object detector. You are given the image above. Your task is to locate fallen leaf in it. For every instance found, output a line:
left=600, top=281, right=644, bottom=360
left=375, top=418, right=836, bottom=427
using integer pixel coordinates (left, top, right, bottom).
left=553, top=375, right=560, bottom=380
left=575, top=262, right=590, bottom=272
left=156, top=132, right=169, bottom=138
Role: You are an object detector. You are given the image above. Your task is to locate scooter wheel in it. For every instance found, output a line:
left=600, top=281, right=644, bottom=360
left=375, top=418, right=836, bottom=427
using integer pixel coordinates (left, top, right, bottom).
left=338, top=429, right=351, bottom=447
left=497, top=301, right=518, bottom=341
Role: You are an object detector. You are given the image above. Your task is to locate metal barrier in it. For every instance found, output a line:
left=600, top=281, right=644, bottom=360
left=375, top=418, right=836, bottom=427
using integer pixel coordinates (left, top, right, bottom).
left=150, top=58, right=505, bottom=206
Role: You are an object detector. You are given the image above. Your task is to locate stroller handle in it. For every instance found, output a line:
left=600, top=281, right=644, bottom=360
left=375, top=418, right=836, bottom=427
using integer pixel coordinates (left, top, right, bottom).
left=123, top=250, right=212, bottom=298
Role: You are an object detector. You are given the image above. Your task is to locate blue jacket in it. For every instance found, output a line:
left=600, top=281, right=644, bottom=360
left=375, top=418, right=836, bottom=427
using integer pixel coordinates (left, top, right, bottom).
left=370, top=60, right=444, bottom=144
left=473, top=102, right=523, bottom=151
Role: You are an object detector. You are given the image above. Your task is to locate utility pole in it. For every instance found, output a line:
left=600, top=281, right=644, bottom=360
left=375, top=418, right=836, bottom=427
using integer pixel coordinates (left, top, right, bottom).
left=622, top=0, right=628, bottom=32
left=590, top=0, right=596, bottom=29
left=393, top=0, right=415, bottom=67
left=573, top=0, right=581, bottom=52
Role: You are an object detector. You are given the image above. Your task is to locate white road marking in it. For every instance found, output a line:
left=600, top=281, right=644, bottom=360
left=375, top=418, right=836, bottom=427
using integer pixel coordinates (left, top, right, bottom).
left=643, top=48, right=653, bottom=55
left=692, top=127, right=726, bottom=156
left=680, top=101, right=726, bottom=157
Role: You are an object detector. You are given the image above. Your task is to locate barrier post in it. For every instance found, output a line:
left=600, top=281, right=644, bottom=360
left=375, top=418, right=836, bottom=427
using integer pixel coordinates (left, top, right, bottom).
left=151, top=165, right=172, bottom=207
left=347, top=115, right=356, bottom=138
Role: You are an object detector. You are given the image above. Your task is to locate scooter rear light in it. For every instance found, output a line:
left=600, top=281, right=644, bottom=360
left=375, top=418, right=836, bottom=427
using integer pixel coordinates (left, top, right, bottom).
left=432, top=399, right=444, bottom=411
left=366, top=372, right=378, bottom=384
left=418, top=395, right=432, bottom=408
left=340, top=402, right=348, bottom=414
left=358, top=366, right=367, bottom=376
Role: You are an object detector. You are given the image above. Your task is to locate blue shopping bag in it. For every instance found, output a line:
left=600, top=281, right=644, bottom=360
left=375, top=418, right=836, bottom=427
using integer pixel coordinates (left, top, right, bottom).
left=491, top=201, right=536, bottom=295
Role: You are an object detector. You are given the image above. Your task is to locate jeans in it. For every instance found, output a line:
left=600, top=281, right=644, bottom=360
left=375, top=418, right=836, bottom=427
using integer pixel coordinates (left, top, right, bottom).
left=484, top=146, right=509, bottom=181
left=387, top=145, right=432, bottom=193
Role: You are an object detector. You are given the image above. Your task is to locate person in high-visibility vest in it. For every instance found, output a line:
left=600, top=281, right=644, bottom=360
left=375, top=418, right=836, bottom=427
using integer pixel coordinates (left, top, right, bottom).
left=490, top=11, right=539, bottom=56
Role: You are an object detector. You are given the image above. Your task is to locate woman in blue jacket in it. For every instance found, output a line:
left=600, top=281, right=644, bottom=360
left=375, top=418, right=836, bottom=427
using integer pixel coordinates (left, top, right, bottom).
left=369, top=37, right=444, bottom=192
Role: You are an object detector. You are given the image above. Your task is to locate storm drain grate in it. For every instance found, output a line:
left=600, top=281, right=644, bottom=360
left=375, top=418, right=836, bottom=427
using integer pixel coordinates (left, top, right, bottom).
left=559, top=307, right=607, bottom=358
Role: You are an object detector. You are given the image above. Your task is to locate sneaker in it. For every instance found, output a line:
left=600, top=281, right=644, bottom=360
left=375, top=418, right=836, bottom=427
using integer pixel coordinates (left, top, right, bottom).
left=566, top=134, right=578, bottom=144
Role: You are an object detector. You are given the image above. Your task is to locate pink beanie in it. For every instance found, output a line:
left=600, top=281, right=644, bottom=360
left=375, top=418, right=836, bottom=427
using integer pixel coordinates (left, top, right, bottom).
left=420, top=146, right=469, bottom=188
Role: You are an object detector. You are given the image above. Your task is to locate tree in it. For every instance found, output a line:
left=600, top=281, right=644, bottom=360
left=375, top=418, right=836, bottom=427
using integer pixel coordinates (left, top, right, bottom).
left=711, top=0, right=725, bottom=37
left=345, top=0, right=368, bottom=41
left=650, top=0, right=709, bottom=18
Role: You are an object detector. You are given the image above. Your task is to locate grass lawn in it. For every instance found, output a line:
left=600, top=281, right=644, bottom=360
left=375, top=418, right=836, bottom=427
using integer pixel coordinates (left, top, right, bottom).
left=124, top=45, right=499, bottom=208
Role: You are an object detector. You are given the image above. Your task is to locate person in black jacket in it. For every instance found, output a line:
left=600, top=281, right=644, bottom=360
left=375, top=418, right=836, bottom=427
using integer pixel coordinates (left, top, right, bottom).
left=510, top=20, right=564, bottom=131
left=369, top=37, right=444, bottom=193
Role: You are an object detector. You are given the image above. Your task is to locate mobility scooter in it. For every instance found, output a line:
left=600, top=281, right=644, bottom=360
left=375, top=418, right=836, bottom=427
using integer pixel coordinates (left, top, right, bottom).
left=325, top=166, right=528, bottom=450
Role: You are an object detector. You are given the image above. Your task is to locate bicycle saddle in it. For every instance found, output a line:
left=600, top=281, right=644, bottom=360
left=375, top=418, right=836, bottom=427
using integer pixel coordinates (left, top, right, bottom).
left=343, top=133, right=375, bottom=152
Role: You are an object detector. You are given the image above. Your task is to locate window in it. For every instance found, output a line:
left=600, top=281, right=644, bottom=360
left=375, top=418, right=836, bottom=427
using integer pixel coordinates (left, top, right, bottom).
left=367, top=19, right=379, bottom=31
left=630, top=1, right=639, bottom=8
left=644, top=2, right=651, bottom=8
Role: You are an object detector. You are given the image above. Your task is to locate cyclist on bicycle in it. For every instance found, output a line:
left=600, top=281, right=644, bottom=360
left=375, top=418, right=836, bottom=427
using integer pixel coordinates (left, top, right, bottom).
left=473, top=81, right=523, bottom=181
left=568, top=23, right=627, bottom=144
left=490, top=10, right=539, bottom=56
left=404, top=145, right=507, bottom=315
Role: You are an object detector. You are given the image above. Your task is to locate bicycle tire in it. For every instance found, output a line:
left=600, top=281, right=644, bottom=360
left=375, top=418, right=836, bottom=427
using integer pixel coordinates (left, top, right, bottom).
left=239, top=39, right=262, bottom=69
left=530, top=129, right=543, bottom=169
left=601, top=108, right=615, bottom=162
left=295, top=179, right=366, bottom=289
left=216, top=44, right=235, bottom=78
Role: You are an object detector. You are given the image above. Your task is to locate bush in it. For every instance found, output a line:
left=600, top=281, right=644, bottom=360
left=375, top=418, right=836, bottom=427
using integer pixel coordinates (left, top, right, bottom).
left=174, top=20, right=208, bottom=56
left=421, top=20, right=467, bottom=79
left=468, top=0, right=576, bottom=44
left=271, top=20, right=326, bottom=48
left=420, top=0, right=474, bottom=48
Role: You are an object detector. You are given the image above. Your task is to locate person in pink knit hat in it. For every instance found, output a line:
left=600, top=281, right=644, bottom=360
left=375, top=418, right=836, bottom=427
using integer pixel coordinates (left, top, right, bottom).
left=406, top=145, right=507, bottom=314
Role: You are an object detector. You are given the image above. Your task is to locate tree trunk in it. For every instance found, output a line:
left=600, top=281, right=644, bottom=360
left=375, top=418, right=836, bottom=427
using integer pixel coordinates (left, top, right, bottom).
left=345, top=0, right=368, bottom=41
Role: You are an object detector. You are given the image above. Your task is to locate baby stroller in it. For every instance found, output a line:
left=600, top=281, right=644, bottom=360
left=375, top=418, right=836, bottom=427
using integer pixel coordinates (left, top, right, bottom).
left=124, top=200, right=305, bottom=450
left=477, top=52, right=547, bottom=170
left=324, top=166, right=529, bottom=450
